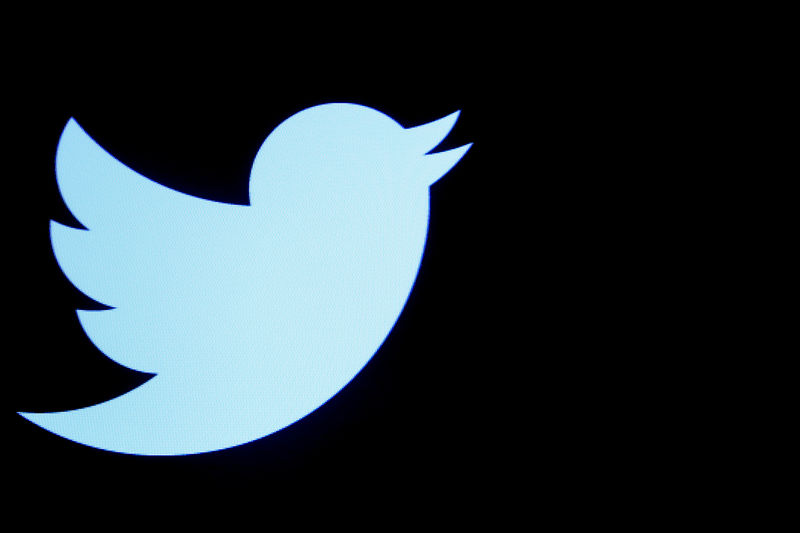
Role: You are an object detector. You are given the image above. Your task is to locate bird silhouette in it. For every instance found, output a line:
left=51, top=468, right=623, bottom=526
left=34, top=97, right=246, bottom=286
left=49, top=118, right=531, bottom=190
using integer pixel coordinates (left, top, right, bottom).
left=19, top=103, right=471, bottom=455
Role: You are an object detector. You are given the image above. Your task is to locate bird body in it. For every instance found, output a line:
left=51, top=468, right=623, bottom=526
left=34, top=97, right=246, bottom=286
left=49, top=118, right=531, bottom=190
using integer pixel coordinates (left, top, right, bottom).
left=19, top=103, right=471, bottom=455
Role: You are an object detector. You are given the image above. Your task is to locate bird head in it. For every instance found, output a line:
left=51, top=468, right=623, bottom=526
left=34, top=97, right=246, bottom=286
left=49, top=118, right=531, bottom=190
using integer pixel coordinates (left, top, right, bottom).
left=248, top=103, right=471, bottom=206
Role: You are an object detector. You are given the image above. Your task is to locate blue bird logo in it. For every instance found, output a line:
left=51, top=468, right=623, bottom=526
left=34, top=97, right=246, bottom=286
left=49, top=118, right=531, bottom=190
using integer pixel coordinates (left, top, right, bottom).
left=19, top=103, right=471, bottom=455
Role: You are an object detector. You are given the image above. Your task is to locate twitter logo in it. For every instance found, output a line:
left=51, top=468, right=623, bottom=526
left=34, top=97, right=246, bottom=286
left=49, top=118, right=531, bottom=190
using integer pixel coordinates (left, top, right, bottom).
left=18, top=103, right=471, bottom=456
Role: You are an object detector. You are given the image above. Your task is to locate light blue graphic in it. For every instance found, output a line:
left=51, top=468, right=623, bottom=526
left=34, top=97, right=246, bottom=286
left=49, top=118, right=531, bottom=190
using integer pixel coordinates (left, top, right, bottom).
left=18, top=103, right=471, bottom=455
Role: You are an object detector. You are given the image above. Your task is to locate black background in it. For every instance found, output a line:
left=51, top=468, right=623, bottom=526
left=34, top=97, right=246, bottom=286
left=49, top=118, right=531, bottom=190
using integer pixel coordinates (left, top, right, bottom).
left=0, top=11, right=739, bottom=524
left=3, top=43, right=535, bottom=516
left=1, top=19, right=693, bottom=523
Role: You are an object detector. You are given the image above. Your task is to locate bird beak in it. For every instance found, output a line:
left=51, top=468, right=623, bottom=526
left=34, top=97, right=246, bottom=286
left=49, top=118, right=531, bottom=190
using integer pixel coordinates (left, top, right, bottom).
left=405, top=111, right=472, bottom=186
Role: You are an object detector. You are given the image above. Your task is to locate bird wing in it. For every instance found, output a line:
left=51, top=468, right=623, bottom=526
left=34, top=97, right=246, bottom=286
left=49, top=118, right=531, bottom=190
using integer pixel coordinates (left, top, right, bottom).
left=51, top=119, right=250, bottom=374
